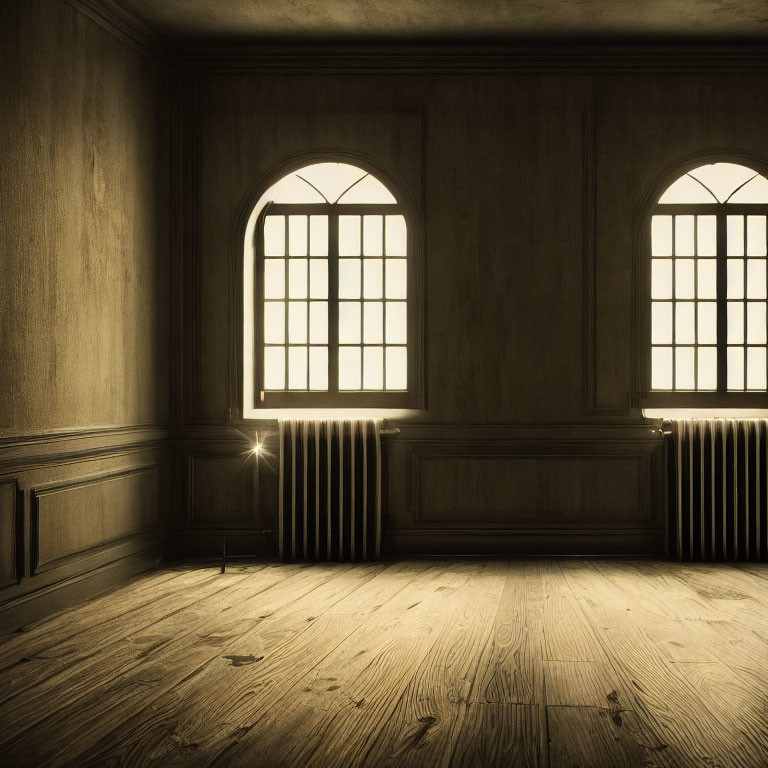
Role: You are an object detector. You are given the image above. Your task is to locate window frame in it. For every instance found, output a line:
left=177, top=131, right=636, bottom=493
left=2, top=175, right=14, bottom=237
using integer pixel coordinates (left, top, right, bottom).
left=641, top=158, right=768, bottom=409
left=235, top=154, right=424, bottom=419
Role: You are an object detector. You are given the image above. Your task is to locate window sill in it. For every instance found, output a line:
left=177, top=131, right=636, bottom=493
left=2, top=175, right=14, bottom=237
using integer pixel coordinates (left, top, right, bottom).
left=240, top=407, right=422, bottom=421
left=643, top=408, right=768, bottom=419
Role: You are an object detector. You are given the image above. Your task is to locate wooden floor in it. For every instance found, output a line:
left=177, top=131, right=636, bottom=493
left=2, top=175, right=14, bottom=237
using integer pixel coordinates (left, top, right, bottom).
left=0, top=559, right=767, bottom=767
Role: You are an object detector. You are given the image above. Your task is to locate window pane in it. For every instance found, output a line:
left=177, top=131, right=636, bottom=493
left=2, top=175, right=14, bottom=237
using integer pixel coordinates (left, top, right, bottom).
left=337, top=174, right=396, bottom=204
left=746, top=259, right=767, bottom=299
left=652, top=216, right=672, bottom=257
left=309, top=259, right=328, bottom=299
left=747, top=216, right=767, bottom=257
left=698, top=302, right=717, bottom=344
left=288, top=259, right=307, bottom=299
left=698, top=347, right=717, bottom=390
left=339, top=259, right=361, bottom=299
left=675, top=302, right=695, bottom=344
left=385, top=347, right=407, bottom=390
left=264, top=347, right=285, bottom=390
left=747, top=347, right=767, bottom=390
left=386, top=302, right=407, bottom=344
left=309, top=347, right=328, bottom=390
left=264, top=216, right=285, bottom=257
left=651, top=347, right=673, bottom=389
left=339, top=301, right=361, bottom=344
left=309, top=215, right=328, bottom=256
left=651, top=259, right=672, bottom=299
left=727, top=215, right=744, bottom=256
left=727, top=302, right=744, bottom=344
left=727, top=259, right=744, bottom=299
left=728, top=347, right=745, bottom=390
left=697, top=215, right=717, bottom=257
left=652, top=302, right=673, bottom=344
left=697, top=259, right=717, bottom=299
left=339, top=215, right=360, bottom=256
left=363, top=302, right=383, bottom=343
left=288, top=216, right=307, bottom=256
left=309, top=301, right=328, bottom=344
left=288, top=302, right=307, bottom=344
left=363, top=259, right=383, bottom=299
left=363, top=346, right=384, bottom=390
left=288, top=347, right=307, bottom=390
left=264, top=259, right=285, bottom=299
left=264, top=302, right=285, bottom=344
left=675, top=215, right=694, bottom=256
left=675, top=259, right=695, bottom=299
left=675, top=347, right=695, bottom=389
left=339, top=346, right=361, bottom=389
left=363, top=215, right=383, bottom=256
left=386, top=215, right=407, bottom=256
left=747, top=302, right=767, bottom=344
left=385, top=259, right=407, bottom=299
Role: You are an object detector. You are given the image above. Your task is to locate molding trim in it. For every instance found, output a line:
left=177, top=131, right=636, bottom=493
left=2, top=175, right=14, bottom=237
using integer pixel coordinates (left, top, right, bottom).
left=0, top=424, right=173, bottom=473
left=30, top=464, right=161, bottom=575
left=0, top=480, right=22, bottom=589
left=65, top=0, right=177, bottom=65
left=183, top=43, right=768, bottom=75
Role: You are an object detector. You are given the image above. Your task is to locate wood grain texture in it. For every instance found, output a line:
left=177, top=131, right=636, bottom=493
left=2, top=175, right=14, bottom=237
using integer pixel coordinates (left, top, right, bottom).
left=0, top=559, right=766, bottom=767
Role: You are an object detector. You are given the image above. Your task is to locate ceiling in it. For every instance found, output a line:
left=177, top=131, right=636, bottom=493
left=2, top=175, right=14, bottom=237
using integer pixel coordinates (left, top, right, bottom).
left=116, top=0, right=768, bottom=42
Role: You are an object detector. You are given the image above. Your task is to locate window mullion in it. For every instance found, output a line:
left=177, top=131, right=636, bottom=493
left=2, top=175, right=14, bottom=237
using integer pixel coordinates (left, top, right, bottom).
left=716, top=207, right=727, bottom=393
left=329, top=213, right=339, bottom=394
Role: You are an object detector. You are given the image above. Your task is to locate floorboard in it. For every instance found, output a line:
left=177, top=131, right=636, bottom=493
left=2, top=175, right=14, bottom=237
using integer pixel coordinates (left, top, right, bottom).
left=0, top=559, right=766, bottom=768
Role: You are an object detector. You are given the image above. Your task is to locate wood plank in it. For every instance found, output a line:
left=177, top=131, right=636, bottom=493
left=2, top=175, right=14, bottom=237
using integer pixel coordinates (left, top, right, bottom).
left=0, top=567, right=203, bottom=664
left=470, top=560, right=545, bottom=705
left=548, top=705, right=651, bottom=768
left=0, top=562, right=364, bottom=765
left=206, top=561, right=492, bottom=768
left=560, top=560, right=763, bottom=768
left=358, top=560, right=509, bottom=768
left=54, top=561, right=428, bottom=767
left=449, top=703, right=541, bottom=768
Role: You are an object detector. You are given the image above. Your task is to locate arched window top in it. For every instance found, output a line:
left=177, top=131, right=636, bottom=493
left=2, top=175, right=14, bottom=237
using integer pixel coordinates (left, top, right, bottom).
left=262, top=162, right=397, bottom=206
left=658, top=162, right=768, bottom=205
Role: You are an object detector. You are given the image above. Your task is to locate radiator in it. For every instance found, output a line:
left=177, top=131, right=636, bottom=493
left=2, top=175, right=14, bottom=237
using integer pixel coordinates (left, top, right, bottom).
left=666, top=419, right=768, bottom=561
left=278, top=419, right=382, bottom=562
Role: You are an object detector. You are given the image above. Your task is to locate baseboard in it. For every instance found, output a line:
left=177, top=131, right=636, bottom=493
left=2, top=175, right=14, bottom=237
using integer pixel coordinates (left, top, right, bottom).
left=384, top=530, right=665, bottom=557
left=0, top=541, right=165, bottom=635
left=170, top=529, right=276, bottom=560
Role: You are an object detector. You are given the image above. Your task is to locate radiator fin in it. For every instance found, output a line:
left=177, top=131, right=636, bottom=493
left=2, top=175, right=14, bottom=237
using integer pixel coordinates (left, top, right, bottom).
left=279, top=419, right=381, bottom=561
left=667, top=419, right=768, bottom=561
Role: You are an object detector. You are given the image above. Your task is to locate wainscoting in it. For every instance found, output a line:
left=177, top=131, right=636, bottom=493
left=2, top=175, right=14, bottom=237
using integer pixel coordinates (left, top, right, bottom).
left=384, top=424, right=665, bottom=556
left=0, top=426, right=174, bottom=633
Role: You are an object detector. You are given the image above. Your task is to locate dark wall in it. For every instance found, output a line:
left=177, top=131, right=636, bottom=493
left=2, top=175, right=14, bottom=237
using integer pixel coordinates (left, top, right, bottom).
left=184, top=68, right=768, bottom=555
left=0, top=0, right=175, bottom=630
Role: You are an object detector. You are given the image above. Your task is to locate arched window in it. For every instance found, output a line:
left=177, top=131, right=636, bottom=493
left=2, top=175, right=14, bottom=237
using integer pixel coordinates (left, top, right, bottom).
left=649, top=162, right=768, bottom=404
left=243, top=161, right=418, bottom=412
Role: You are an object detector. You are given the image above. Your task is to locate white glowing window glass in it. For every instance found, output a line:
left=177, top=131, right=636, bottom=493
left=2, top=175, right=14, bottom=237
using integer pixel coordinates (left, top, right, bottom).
left=288, top=216, right=308, bottom=256
left=651, top=260, right=672, bottom=299
left=264, top=260, right=285, bottom=299
left=309, top=302, right=328, bottom=344
left=339, top=347, right=361, bottom=389
left=264, top=216, right=285, bottom=256
left=339, top=259, right=361, bottom=299
left=339, top=216, right=360, bottom=256
left=386, top=259, right=408, bottom=299
left=651, top=163, right=768, bottom=394
left=309, top=260, right=328, bottom=299
left=257, top=163, right=408, bottom=396
left=309, top=216, right=328, bottom=256
left=264, top=303, right=284, bottom=344
left=363, top=216, right=383, bottom=256
left=386, top=347, right=408, bottom=390
left=263, top=347, right=285, bottom=390
left=309, top=347, right=328, bottom=390
left=288, top=347, right=307, bottom=390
